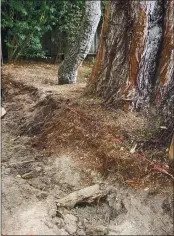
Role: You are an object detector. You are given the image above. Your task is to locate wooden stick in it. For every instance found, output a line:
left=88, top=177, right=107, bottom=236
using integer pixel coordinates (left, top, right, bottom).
left=56, top=184, right=107, bottom=209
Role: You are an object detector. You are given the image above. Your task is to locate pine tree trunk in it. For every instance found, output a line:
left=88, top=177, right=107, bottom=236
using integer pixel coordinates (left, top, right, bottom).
left=135, top=1, right=164, bottom=109
left=86, top=0, right=174, bottom=122
left=58, top=1, right=101, bottom=85
left=86, top=1, right=130, bottom=100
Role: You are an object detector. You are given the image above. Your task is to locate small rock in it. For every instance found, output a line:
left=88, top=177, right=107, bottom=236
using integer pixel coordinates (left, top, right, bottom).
left=91, top=171, right=96, bottom=176
left=77, top=229, right=86, bottom=235
left=1, top=107, right=6, bottom=118
left=64, top=214, right=78, bottom=223
left=78, top=221, right=83, bottom=229
left=144, top=187, right=149, bottom=191
left=44, top=220, right=54, bottom=229
left=108, top=225, right=119, bottom=233
left=160, top=126, right=167, bottom=129
left=64, top=214, right=78, bottom=234
left=52, top=218, right=64, bottom=228
left=48, top=208, right=57, bottom=218
left=58, top=228, right=69, bottom=235
left=108, top=231, right=117, bottom=235
left=65, top=224, right=77, bottom=235
left=36, top=191, right=48, bottom=200
left=87, top=225, right=108, bottom=235
left=130, top=144, right=137, bottom=154
left=86, top=169, right=91, bottom=173
left=35, top=166, right=42, bottom=172
left=83, top=219, right=89, bottom=224
left=21, top=171, right=33, bottom=179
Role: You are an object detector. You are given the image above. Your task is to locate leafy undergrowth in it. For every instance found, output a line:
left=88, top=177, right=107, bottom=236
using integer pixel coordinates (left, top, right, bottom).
left=2, top=62, right=173, bottom=193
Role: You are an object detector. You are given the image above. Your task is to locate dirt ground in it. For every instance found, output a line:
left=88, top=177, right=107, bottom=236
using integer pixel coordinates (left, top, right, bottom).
left=1, top=62, right=174, bottom=235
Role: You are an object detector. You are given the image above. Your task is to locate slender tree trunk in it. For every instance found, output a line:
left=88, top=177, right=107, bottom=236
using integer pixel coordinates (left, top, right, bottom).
left=58, top=0, right=101, bottom=85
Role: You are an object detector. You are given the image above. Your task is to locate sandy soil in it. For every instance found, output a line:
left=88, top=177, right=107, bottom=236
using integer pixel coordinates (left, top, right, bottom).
left=1, top=62, right=173, bottom=235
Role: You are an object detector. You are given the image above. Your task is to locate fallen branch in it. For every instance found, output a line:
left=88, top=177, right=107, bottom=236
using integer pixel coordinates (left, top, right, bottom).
left=56, top=184, right=107, bottom=209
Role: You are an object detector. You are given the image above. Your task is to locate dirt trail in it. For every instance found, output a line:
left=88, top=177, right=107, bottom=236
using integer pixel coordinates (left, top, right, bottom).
left=2, top=63, right=173, bottom=235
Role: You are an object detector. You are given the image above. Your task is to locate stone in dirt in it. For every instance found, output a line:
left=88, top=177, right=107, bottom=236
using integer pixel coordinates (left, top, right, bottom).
left=63, top=214, right=78, bottom=234
left=87, top=225, right=108, bottom=235
left=1, top=107, right=6, bottom=118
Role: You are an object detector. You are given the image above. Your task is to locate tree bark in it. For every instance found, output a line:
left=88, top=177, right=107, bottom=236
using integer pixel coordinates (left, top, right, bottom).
left=86, top=0, right=174, bottom=119
left=134, top=1, right=164, bottom=109
left=86, top=1, right=130, bottom=101
left=58, top=1, right=101, bottom=84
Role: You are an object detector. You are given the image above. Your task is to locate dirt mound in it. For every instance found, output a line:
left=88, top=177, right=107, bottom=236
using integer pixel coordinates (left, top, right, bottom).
left=19, top=94, right=63, bottom=136
left=2, top=63, right=173, bottom=235
left=28, top=99, right=173, bottom=191
left=2, top=70, right=173, bottom=190
left=2, top=73, right=38, bottom=102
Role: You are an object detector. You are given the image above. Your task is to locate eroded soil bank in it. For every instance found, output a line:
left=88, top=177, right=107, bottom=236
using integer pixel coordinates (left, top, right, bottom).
left=2, top=63, right=173, bottom=235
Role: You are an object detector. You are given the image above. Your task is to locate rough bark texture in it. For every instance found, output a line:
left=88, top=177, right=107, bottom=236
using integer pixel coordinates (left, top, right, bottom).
left=159, top=1, right=174, bottom=126
left=85, top=2, right=111, bottom=94
left=86, top=1, right=130, bottom=102
left=58, top=1, right=101, bottom=84
left=135, top=1, right=164, bottom=109
left=86, top=0, right=174, bottom=121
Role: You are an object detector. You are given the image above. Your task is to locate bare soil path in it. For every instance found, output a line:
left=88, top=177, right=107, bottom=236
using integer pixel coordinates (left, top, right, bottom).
left=1, top=62, right=173, bottom=235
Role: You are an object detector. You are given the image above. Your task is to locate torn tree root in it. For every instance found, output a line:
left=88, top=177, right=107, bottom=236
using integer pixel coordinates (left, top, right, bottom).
left=56, top=184, right=108, bottom=209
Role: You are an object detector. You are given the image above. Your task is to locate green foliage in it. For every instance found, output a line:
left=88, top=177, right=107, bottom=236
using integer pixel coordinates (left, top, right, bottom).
left=51, top=0, right=106, bottom=56
left=51, top=0, right=85, bottom=55
left=2, top=0, right=58, bottom=61
left=2, top=0, right=105, bottom=61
